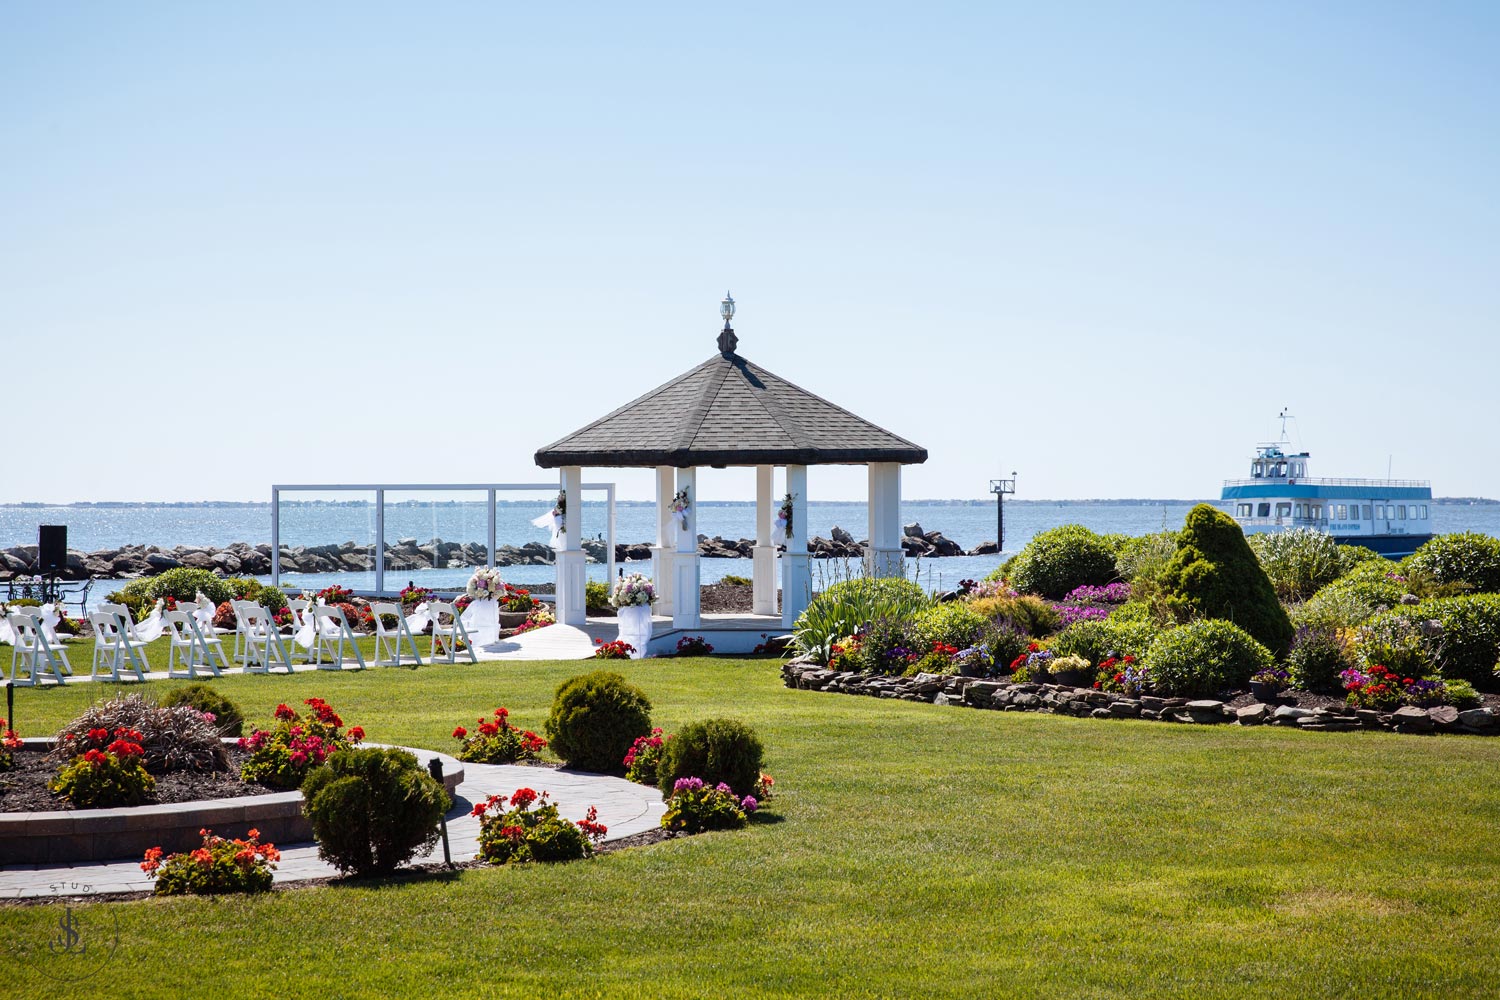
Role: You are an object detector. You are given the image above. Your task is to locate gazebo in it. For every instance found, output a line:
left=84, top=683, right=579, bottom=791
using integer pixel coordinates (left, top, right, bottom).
left=534, top=295, right=927, bottom=646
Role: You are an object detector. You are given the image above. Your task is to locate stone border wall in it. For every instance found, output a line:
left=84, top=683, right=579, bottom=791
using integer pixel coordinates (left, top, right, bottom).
left=781, top=661, right=1499, bottom=736
left=0, top=740, right=464, bottom=865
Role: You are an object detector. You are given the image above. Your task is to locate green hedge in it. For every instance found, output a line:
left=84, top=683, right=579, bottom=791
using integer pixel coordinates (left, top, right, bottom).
left=1007, top=525, right=1117, bottom=600
left=1404, top=533, right=1500, bottom=594
left=1363, top=594, right=1500, bottom=689
left=1143, top=619, right=1275, bottom=698
left=1049, top=617, right=1161, bottom=667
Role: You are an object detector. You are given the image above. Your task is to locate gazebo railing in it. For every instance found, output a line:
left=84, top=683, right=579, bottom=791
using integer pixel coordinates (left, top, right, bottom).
left=270, top=482, right=616, bottom=596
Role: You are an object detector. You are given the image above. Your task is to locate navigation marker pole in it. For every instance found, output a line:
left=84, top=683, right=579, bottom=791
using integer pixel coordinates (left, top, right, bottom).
left=989, top=472, right=1017, bottom=553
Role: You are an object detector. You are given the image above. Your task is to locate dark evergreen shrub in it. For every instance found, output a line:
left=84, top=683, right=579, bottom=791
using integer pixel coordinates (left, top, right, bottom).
left=1007, top=525, right=1117, bottom=600
left=1160, top=504, right=1294, bottom=656
left=302, top=747, right=448, bottom=876
left=1144, top=619, right=1275, bottom=697
left=544, top=671, right=653, bottom=772
left=159, top=683, right=245, bottom=737
left=1405, top=533, right=1500, bottom=595
left=656, top=718, right=764, bottom=798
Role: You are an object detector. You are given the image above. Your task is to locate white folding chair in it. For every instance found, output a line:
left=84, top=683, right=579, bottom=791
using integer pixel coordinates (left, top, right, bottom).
left=165, top=609, right=228, bottom=678
left=284, top=599, right=314, bottom=662
left=370, top=601, right=423, bottom=667
left=428, top=600, right=477, bottom=664
left=311, top=604, right=366, bottom=671
left=89, top=609, right=149, bottom=682
left=7, top=610, right=71, bottom=686
left=233, top=600, right=294, bottom=674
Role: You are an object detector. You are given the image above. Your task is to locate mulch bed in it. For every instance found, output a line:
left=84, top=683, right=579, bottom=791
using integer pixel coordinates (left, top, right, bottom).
left=699, top=581, right=779, bottom=614
left=0, top=746, right=272, bottom=813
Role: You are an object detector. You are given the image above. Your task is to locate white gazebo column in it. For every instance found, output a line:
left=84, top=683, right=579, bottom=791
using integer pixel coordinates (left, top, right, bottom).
left=554, top=466, right=587, bottom=626
left=672, top=467, right=701, bottom=628
left=780, top=464, right=810, bottom=627
left=866, top=462, right=904, bottom=578
left=650, top=465, right=676, bottom=618
left=752, top=465, right=777, bottom=616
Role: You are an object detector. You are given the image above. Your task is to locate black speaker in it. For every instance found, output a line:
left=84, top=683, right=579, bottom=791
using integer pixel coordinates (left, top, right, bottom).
left=38, top=525, right=67, bottom=575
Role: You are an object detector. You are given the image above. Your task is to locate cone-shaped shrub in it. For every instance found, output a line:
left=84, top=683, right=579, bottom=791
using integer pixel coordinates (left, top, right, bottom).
left=1161, top=504, right=1293, bottom=656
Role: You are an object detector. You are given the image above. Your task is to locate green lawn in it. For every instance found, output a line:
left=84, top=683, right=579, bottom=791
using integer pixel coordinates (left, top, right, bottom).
left=5, top=654, right=1500, bottom=998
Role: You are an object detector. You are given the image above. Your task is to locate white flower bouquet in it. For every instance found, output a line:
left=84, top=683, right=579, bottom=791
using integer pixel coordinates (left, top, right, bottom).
left=610, top=573, right=658, bottom=608
left=465, top=567, right=506, bottom=603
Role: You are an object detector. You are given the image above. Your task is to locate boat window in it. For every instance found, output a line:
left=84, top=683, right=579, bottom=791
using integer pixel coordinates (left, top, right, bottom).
left=1236, top=503, right=1252, bottom=517
left=1257, top=503, right=1271, bottom=518
left=1335, top=504, right=1347, bottom=520
left=1294, top=504, right=1304, bottom=518
left=1375, top=504, right=1385, bottom=519
left=1276, top=503, right=1291, bottom=517
left=1397, top=505, right=1407, bottom=519
left=1312, top=505, right=1323, bottom=519
left=1276, top=463, right=1287, bottom=477
left=1362, top=505, right=1371, bottom=520
left=1420, top=505, right=1429, bottom=519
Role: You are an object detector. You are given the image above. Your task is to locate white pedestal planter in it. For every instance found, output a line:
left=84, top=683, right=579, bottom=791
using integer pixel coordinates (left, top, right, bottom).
left=616, top=603, right=653, bottom=658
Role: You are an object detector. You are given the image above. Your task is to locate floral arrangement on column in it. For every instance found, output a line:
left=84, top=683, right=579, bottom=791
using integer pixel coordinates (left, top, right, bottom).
left=773, top=493, right=796, bottom=545
left=670, top=488, right=691, bottom=532
left=610, top=573, right=658, bottom=608
left=466, top=567, right=506, bottom=603
left=531, top=492, right=566, bottom=546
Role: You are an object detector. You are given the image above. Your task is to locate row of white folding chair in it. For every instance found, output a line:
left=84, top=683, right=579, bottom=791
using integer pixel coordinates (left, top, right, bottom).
left=6, top=608, right=72, bottom=686
left=88, top=609, right=149, bottom=682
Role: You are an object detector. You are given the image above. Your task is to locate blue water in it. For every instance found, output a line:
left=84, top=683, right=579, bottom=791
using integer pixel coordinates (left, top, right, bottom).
left=5, top=499, right=1498, bottom=602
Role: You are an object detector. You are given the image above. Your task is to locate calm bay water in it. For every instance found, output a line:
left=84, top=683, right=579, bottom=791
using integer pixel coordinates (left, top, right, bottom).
left=4, top=500, right=1498, bottom=601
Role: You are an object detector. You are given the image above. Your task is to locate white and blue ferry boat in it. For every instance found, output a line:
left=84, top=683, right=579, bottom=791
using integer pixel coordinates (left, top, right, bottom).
left=1221, top=415, right=1434, bottom=558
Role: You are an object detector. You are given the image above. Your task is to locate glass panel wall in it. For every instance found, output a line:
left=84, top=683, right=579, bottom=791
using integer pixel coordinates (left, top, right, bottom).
left=275, top=489, right=377, bottom=595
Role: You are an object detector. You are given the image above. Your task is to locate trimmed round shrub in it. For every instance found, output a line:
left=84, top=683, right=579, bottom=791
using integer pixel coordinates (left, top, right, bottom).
left=1285, top=625, right=1358, bottom=693
left=1405, top=533, right=1500, bottom=594
left=1143, top=619, right=1275, bottom=697
left=224, top=577, right=288, bottom=615
left=302, top=747, right=449, bottom=876
left=544, top=671, right=653, bottom=773
left=159, top=683, right=245, bottom=737
left=1007, top=525, right=1117, bottom=600
left=1050, top=616, right=1160, bottom=667
left=910, top=602, right=989, bottom=652
left=1161, top=504, right=1293, bottom=656
left=656, top=718, right=764, bottom=798
left=141, top=567, right=235, bottom=605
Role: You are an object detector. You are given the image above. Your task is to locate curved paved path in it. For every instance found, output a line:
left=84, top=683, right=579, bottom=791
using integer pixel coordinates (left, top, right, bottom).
left=2, top=759, right=665, bottom=899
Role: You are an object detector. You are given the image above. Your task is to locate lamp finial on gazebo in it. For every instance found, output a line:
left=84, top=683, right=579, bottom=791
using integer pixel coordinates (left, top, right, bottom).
left=717, top=291, right=737, bottom=354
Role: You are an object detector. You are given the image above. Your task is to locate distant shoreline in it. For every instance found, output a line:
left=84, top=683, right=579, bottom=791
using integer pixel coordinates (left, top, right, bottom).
left=1, top=497, right=1496, bottom=508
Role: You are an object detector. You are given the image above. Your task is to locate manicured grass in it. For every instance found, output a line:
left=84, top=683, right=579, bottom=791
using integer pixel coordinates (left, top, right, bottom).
left=5, top=656, right=1500, bottom=998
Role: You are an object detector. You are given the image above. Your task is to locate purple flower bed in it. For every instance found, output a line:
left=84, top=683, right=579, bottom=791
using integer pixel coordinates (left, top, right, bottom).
left=1054, top=604, right=1113, bottom=627
left=1063, top=582, right=1131, bottom=604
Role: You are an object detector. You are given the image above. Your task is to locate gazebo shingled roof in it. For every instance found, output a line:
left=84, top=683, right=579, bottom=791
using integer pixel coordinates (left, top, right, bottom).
left=534, top=351, right=928, bottom=469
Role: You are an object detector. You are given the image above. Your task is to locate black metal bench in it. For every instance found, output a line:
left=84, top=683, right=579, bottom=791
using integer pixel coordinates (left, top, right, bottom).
left=4, top=576, right=93, bottom=616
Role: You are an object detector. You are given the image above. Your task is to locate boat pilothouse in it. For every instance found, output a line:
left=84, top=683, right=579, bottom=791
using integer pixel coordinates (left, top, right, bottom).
left=1219, top=412, right=1435, bottom=558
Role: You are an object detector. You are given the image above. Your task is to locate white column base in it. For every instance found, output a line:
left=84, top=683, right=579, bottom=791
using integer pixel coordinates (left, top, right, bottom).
left=651, top=546, right=675, bottom=618
left=866, top=546, right=904, bottom=579
left=555, top=550, right=588, bottom=626
left=781, top=552, right=811, bottom=628
left=752, top=544, right=777, bottom=616
left=673, top=552, right=701, bottom=629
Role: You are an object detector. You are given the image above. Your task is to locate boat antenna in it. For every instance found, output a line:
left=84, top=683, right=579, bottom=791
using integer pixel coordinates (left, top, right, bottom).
left=1277, top=408, right=1293, bottom=443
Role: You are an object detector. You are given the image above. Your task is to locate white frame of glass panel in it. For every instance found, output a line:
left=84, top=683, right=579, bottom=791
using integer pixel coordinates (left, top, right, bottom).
left=271, top=482, right=616, bottom=596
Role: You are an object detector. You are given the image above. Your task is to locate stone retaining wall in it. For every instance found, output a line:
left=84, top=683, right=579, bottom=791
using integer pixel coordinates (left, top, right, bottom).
left=782, top=661, right=1499, bottom=736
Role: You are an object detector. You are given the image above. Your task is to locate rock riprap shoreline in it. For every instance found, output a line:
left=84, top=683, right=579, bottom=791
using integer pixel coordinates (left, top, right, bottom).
left=1, top=523, right=992, bottom=582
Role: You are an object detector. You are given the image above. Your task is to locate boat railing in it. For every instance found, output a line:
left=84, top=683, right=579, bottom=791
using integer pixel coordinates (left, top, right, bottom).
left=1222, top=476, right=1430, bottom=490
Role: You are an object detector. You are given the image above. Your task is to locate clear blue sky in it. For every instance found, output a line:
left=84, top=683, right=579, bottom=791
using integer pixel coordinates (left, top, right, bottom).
left=3, top=2, right=1496, bottom=504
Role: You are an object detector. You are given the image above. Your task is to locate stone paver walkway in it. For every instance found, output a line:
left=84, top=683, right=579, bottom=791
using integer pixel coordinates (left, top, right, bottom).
left=1, top=760, right=665, bottom=899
